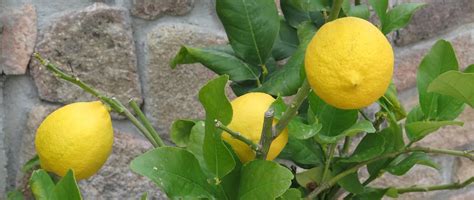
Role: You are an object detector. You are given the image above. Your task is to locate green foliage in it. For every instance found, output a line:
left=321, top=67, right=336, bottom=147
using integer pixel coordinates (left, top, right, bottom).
left=381, top=3, right=425, bottom=34
left=405, top=120, right=463, bottom=142
left=277, top=188, right=302, bottom=200
left=417, top=40, right=465, bottom=120
left=341, top=133, right=385, bottom=163
left=216, top=0, right=280, bottom=66
left=428, top=70, right=474, bottom=107
left=170, top=119, right=196, bottom=147
left=279, top=136, right=325, bottom=166
left=7, top=190, right=24, bottom=200
left=21, top=154, right=40, bottom=172
left=198, top=75, right=236, bottom=180
left=386, top=152, right=439, bottom=176
left=279, top=0, right=327, bottom=28
left=29, top=170, right=82, bottom=200
left=342, top=0, right=370, bottom=19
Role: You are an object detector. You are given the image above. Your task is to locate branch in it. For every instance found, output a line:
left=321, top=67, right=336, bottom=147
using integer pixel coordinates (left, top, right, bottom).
left=408, top=146, right=474, bottom=161
left=129, top=100, right=165, bottom=147
left=322, top=144, right=337, bottom=182
left=274, top=80, right=312, bottom=137
left=396, top=177, right=474, bottom=194
left=215, top=120, right=261, bottom=152
left=34, top=53, right=164, bottom=148
left=258, top=108, right=275, bottom=159
left=327, top=0, right=344, bottom=22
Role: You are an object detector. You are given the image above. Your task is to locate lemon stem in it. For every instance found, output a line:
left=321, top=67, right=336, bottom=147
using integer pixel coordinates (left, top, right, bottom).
left=327, top=0, right=344, bottom=22
left=33, top=53, right=164, bottom=148
left=341, top=136, right=352, bottom=157
left=321, top=144, right=336, bottom=183
left=215, top=120, right=261, bottom=153
left=396, top=177, right=474, bottom=194
left=257, top=108, right=275, bottom=159
left=129, top=100, right=165, bottom=147
left=273, top=80, right=312, bottom=138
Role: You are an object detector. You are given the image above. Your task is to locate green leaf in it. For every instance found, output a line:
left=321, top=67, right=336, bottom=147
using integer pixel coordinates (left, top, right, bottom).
left=315, top=120, right=376, bottom=144
left=342, top=0, right=370, bottom=20
left=272, top=19, right=299, bottom=60
left=50, top=170, right=82, bottom=200
left=385, top=187, right=399, bottom=198
left=221, top=143, right=243, bottom=200
left=308, top=92, right=359, bottom=143
left=368, top=0, right=388, bottom=23
left=382, top=3, right=425, bottom=34
left=386, top=152, right=439, bottom=176
left=199, top=75, right=236, bottom=179
left=7, top=190, right=24, bottom=200
left=405, top=120, right=463, bottom=142
left=171, top=46, right=260, bottom=82
left=465, top=64, right=474, bottom=73
left=379, top=83, right=407, bottom=121
left=216, top=0, right=280, bottom=65
left=295, top=167, right=328, bottom=189
left=337, top=170, right=364, bottom=194
left=280, top=0, right=327, bottom=28
left=428, top=70, right=474, bottom=108
left=366, top=124, right=404, bottom=176
left=238, top=160, right=293, bottom=200
left=406, top=105, right=424, bottom=124
left=186, top=121, right=212, bottom=177
left=417, top=40, right=465, bottom=120
left=29, top=170, right=55, bottom=200
left=353, top=188, right=387, bottom=200
left=22, top=154, right=40, bottom=172
left=279, top=136, right=324, bottom=166
left=288, top=117, right=322, bottom=140
left=130, top=147, right=216, bottom=199
left=254, top=22, right=316, bottom=96
left=170, top=119, right=196, bottom=147
left=277, top=188, right=302, bottom=200
left=341, top=132, right=385, bottom=163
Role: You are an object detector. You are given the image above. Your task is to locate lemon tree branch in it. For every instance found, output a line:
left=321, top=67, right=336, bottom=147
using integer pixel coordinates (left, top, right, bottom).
left=215, top=120, right=261, bottom=152
left=129, top=100, right=165, bottom=147
left=258, top=108, right=275, bottom=159
left=33, top=53, right=164, bottom=148
left=396, top=177, right=474, bottom=194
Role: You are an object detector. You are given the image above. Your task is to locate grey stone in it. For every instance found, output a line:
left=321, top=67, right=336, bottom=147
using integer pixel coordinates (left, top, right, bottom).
left=0, top=77, right=6, bottom=197
left=393, top=24, right=474, bottom=91
left=394, top=0, right=474, bottom=46
left=79, top=132, right=166, bottom=199
left=30, top=3, right=142, bottom=110
left=0, top=4, right=37, bottom=75
left=131, top=0, right=194, bottom=20
left=144, top=23, right=227, bottom=135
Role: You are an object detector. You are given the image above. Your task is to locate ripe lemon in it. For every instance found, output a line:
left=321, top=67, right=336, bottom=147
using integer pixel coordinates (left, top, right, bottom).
left=222, top=92, right=288, bottom=163
left=305, top=17, right=394, bottom=109
left=35, top=101, right=113, bottom=180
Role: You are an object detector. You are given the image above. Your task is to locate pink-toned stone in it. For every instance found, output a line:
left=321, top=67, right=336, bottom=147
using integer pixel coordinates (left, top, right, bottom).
left=393, top=25, right=474, bottom=91
left=1, top=4, right=37, bottom=75
left=131, top=0, right=195, bottom=20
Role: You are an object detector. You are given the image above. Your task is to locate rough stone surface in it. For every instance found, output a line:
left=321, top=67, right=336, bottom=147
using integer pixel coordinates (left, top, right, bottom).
left=145, top=23, right=227, bottom=134
left=0, top=4, right=37, bottom=75
left=15, top=103, right=166, bottom=199
left=131, top=0, right=195, bottom=20
left=454, top=157, right=474, bottom=182
left=394, top=0, right=474, bottom=46
left=0, top=77, right=6, bottom=197
left=80, top=133, right=166, bottom=200
left=393, top=24, right=474, bottom=91
left=30, top=3, right=142, bottom=108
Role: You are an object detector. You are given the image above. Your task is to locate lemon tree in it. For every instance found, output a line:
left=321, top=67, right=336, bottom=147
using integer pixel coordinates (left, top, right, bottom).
left=17, top=0, right=474, bottom=199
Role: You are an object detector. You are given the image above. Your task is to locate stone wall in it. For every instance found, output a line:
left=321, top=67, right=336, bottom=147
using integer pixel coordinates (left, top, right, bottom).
left=0, top=0, right=472, bottom=199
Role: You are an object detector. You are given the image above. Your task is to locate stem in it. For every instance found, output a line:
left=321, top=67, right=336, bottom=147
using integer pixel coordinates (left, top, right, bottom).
left=33, top=53, right=164, bottom=148
left=322, top=144, right=336, bottom=182
left=342, top=136, right=352, bottom=157
left=408, top=146, right=474, bottom=161
left=129, top=100, right=165, bottom=147
left=215, top=120, right=261, bottom=152
left=261, top=64, right=268, bottom=81
left=257, top=108, right=275, bottom=159
left=274, top=80, right=312, bottom=137
left=327, top=0, right=344, bottom=22
left=396, top=177, right=474, bottom=194
left=359, top=110, right=371, bottom=121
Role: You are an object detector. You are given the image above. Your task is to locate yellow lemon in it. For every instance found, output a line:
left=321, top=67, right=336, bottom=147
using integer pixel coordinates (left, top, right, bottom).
left=222, top=92, right=288, bottom=163
left=305, top=17, right=394, bottom=109
left=35, top=101, right=113, bottom=180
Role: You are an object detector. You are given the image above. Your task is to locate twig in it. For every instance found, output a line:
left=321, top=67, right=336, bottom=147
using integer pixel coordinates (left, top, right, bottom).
left=408, top=146, right=474, bottom=161
left=327, top=0, right=344, bottom=22
left=129, top=100, right=165, bottom=147
left=342, top=136, right=352, bottom=157
left=215, top=120, right=261, bottom=152
left=257, top=108, right=275, bottom=159
left=34, top=53, right=163, bottom=148
left=274, top=80, right=312, bottom=138
left=396, top=177, right=474, bottom=194
left=322, top=144, right=337, bottom=182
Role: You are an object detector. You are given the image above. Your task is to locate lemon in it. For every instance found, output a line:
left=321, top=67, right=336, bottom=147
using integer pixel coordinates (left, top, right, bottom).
left=35, top=101, right=114, bottom=180
left=222, top=92, right=288, bottom=163
left=305, top=17, right=394, bottom=109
